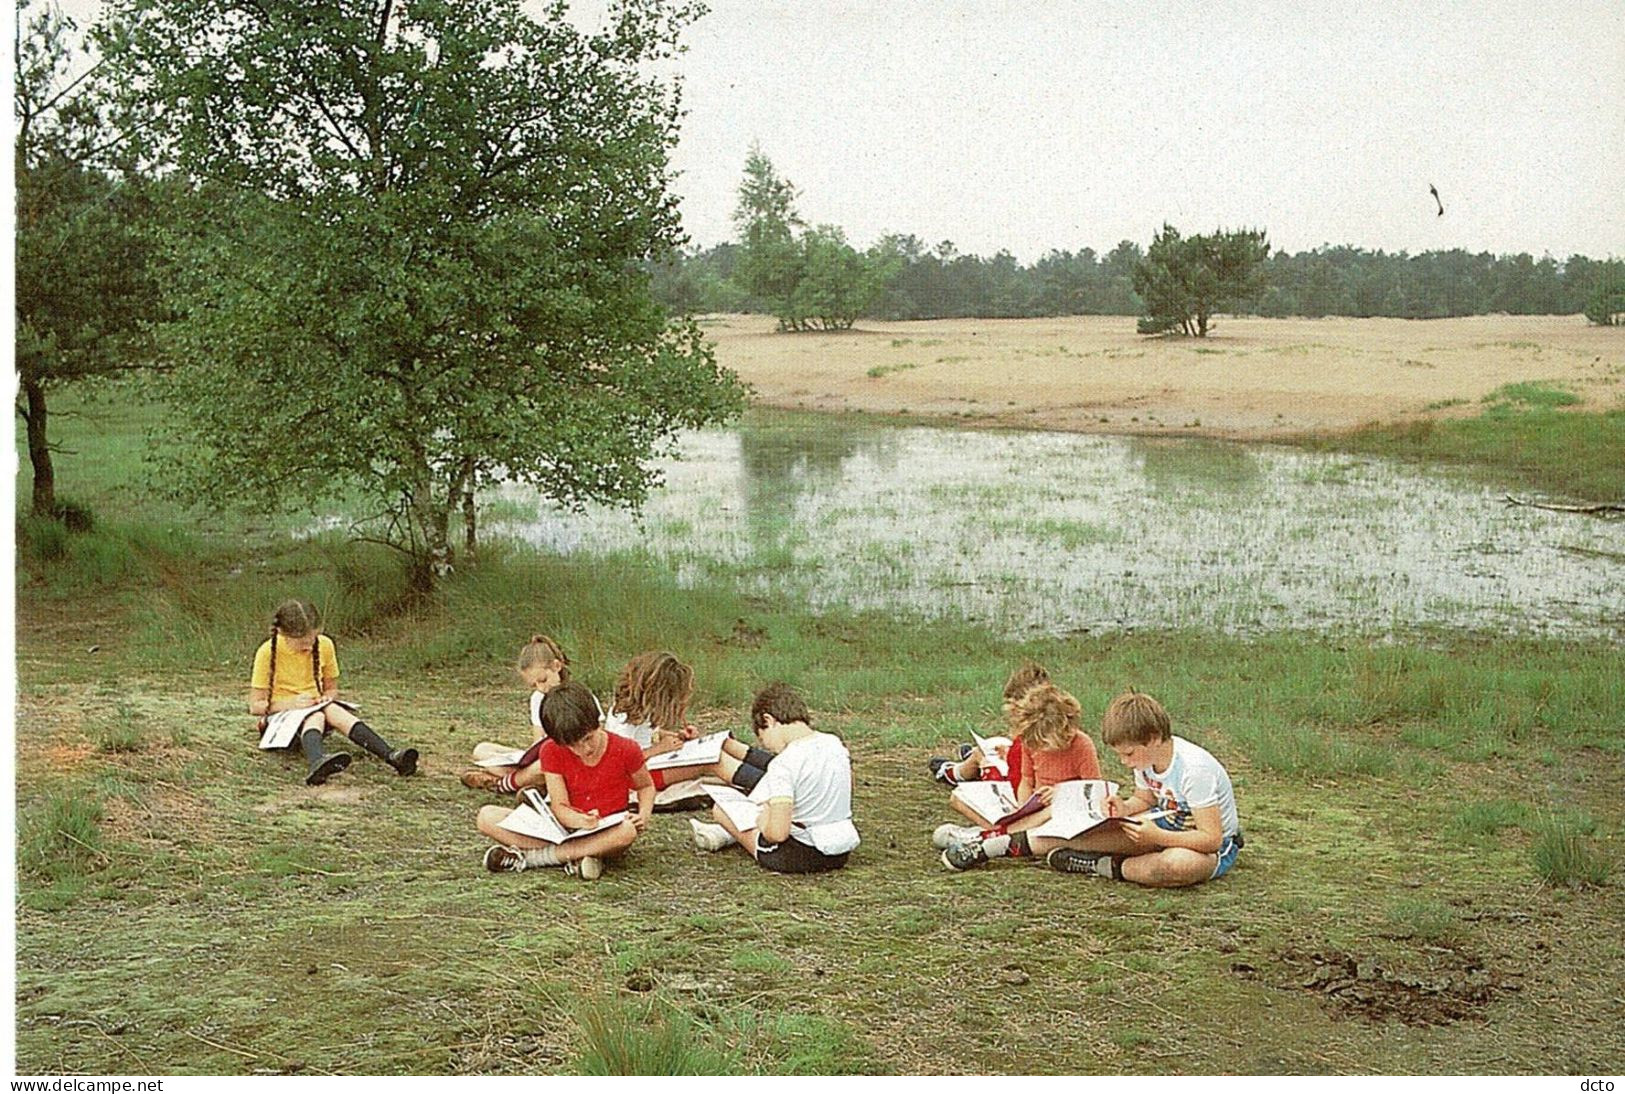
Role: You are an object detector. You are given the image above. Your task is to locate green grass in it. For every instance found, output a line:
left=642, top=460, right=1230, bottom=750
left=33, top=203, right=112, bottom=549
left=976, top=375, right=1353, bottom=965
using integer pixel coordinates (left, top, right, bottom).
left=572, top=997, right=740, bottom=1075
left=1532, top=817, right=1612, bottom=889
left=1306, top=402, right=1625, bottom=502
left=1480, top=382, right=1581, bottom=409
left=865, top=361, right=921, bottom=379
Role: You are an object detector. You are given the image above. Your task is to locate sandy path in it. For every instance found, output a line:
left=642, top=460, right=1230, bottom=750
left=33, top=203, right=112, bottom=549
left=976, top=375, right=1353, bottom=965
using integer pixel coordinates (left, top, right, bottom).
left=703, top=313, right=1624, bottom=438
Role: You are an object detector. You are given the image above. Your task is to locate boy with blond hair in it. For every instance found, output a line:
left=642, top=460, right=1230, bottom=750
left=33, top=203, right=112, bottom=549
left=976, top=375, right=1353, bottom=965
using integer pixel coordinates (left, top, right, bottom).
left=1039, top=690, right=1243, bottom=887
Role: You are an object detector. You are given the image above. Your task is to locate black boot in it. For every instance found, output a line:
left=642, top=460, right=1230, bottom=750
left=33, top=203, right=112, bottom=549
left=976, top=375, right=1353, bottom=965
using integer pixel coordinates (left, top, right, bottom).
left=301, top=727, right=351, bottom=786
left=348, top=721, right=418, bottom=776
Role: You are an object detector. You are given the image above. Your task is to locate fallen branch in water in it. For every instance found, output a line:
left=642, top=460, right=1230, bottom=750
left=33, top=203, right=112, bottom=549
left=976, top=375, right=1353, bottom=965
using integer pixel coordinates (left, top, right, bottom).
left=1503, top=494, right=1625, bottom=516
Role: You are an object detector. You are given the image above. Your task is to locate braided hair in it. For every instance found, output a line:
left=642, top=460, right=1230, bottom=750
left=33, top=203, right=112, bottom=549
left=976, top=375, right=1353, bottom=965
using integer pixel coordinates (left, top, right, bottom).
left=267, top=599, right=323, bottom=703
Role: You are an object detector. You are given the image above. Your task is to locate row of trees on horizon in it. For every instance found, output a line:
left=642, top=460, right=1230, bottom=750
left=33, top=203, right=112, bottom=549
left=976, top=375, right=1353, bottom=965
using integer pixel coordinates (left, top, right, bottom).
left=652, top=233, right=1625, bottom=327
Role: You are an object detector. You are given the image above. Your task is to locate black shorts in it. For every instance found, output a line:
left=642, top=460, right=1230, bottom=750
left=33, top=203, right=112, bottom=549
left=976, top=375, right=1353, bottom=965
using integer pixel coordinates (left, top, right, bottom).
left=754, top=837, right=850, bottom=875
left=730, top=746, right=775, bottom=794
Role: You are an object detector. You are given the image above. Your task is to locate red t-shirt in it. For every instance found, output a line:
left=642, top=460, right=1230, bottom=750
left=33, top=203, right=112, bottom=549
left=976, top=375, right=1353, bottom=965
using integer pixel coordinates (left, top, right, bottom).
left=1020, top=732, right=1101, bottom=789
left=538, top=733, right=646, bottom=816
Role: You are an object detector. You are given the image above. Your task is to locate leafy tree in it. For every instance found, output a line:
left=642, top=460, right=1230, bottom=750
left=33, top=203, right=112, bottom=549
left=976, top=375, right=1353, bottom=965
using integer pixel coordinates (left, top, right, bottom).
left=1582, top=261, right=1625, bottom=326
left=14, top=0, right=165, bottom=518
left=1134, top=224, right=1270, bottom=336
left=102, top=0, right=745, bottom=589
left=730, top=148, right=897, bottom=331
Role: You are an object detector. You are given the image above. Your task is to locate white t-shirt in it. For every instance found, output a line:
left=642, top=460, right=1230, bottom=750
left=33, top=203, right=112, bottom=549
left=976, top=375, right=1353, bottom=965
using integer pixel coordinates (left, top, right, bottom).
left=603, top=707, right=654, bottom=750
left=755, top=730, right=860, bottom=855
left=1133, top=735, right=1240, bottom=838
left=529, top=691, right=546, bottom=732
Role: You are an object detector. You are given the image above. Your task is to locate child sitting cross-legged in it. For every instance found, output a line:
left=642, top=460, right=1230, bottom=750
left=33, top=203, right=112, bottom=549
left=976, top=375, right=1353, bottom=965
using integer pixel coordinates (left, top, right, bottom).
left=1038, top=690, right=1243, bottom=887
left=939, top=681, right=1101, bottom=870
left=689, top=683, right=859, bottom=874
left=475, top=681, right=654, bottom=881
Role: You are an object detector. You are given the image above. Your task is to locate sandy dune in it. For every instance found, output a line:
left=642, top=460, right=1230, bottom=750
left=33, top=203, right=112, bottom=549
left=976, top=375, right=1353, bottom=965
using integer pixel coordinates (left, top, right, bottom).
left=702, top=313, right=1624, bottom=438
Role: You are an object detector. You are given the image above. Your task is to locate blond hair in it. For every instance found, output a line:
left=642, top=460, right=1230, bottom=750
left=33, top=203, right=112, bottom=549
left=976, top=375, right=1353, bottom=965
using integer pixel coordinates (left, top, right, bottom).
left=516, top=634, right=571, bottom=683
left=1010, top=682, right=1083, bottom=752
left=1101, top=690, right=1172, bottom=746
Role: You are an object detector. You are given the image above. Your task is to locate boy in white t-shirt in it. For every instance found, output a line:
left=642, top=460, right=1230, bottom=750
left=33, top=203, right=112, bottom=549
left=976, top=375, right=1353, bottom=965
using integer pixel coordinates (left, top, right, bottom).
left=690, top=683, right=859, bottom=874
left=1040, top=690, right=1243, bottom=887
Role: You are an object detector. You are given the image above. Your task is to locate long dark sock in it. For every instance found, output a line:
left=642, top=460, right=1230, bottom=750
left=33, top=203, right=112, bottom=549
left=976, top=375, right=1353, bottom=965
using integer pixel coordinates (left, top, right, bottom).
left=301, top=727, right=350, bottom=786
left=349, top=721, right=417, bottom=775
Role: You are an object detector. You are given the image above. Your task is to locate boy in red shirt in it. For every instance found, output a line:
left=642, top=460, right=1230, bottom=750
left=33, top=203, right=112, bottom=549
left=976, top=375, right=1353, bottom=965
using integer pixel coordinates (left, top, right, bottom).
left=476, top=681, right=654, bottom=881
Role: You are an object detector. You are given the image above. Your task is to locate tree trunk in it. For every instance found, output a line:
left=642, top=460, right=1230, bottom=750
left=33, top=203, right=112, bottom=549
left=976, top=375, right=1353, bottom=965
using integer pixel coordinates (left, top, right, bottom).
left=21, top=375, right=55, bottom=517
left=405, top=472, right=453, bottom=594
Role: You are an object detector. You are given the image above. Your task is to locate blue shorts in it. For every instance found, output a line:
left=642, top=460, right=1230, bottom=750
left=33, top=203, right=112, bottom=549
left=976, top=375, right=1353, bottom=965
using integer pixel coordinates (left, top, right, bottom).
left=1211, top=834, right=1243, bottom=879
left=1151, top=814, right=1242, bottom=879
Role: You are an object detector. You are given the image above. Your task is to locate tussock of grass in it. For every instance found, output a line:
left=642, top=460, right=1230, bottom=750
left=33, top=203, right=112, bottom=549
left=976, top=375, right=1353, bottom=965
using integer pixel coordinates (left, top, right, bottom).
left=1384, top=897, right=1461, bottom=942
left=1532, top=818, right=1612, bottom=889
left=19, top=794, right=105, bottom=884
left=572, top=996, right=739, bottom=1076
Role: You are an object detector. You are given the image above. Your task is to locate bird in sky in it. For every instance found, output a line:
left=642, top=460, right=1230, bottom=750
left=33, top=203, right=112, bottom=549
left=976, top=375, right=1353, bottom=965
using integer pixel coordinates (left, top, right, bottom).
left=1429, top=184, right=1444, bottom=217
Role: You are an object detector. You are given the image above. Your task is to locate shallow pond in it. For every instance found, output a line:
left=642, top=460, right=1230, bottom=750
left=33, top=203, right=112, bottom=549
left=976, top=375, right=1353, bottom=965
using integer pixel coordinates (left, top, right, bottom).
left=487, top=414, right=1625, bottom=639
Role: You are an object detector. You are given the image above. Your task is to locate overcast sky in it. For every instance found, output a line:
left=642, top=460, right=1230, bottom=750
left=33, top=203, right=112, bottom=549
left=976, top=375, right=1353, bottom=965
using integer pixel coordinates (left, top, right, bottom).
left=48, top=0, right=1625, bottom=261
left=568, top=0, right=1625, bottom=261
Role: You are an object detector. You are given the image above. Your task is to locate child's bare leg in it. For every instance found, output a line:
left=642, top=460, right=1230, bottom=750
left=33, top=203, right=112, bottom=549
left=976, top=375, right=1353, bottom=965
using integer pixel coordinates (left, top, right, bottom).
left=949, top=798, right=995, bottom=826
left=324, top=704, right=359, bottom=734
left=472, top=742, right=518, bottom=764
left=652, top=761, right=725, bottom=784
left=953, top=746, right=985, bottom=782
left=553, top=819, right=639, bottom=864
left=710, top=804, right=760, bottom=856
left=510, top=760, right=547, bottom=791
left=477, top=805, right=550, bottom=849
left=1119, top=848, right=1217, bottom=888
left=720, top=737, right=749, bottom=762
left=1027, top=828, right=1140, bottom=858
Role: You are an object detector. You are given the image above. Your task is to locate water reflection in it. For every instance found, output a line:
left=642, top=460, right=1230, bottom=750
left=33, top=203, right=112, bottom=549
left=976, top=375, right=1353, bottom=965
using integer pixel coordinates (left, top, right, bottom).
left=489, top=415, right=1625, bottom=639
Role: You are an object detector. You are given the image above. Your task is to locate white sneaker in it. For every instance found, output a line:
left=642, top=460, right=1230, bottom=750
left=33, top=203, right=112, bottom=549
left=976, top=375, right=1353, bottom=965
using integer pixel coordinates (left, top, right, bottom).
left=690, top=819, right=737, bottom=852
left=564, top=854, right=603, bottom=880
left=932, top=823, right=982, bottom=850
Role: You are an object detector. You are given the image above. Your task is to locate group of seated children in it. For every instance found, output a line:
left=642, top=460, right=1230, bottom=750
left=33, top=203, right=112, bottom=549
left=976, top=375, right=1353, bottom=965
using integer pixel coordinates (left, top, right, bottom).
left=248, top=606, right=858, bottom=882
left=249, top=601, right=1238, bottom=889
left=461, top=639, right=857, bottom=881
left=928, top=662, right=1242, bottom=888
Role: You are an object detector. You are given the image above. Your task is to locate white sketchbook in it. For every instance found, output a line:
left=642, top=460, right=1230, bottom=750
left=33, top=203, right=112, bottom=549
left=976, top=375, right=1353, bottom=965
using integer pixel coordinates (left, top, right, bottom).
left=474, top=748, right=529, bottom=768
left=646, top=731, right=731, bottom=770
left=971, top=732, right=1013, bottom=777
left=703, top=784, right=762, bottom=833
left=496, top=789, right=627, bottom=844
left=949, top=779, right=1020, bottom=824
left=1027, top=779, right=1172, bottom=839
left=257, top=700, right=357, bottom=750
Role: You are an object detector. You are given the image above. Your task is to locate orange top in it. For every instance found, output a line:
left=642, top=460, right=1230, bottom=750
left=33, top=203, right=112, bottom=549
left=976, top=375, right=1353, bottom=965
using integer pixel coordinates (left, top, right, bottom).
left=1020, top=732, right=1101, bottom=788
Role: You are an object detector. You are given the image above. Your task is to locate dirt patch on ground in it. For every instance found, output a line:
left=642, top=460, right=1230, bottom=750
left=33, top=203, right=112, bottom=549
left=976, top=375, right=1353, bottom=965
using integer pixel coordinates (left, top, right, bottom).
left=1252, top=947, right=1520, bottom=1026
left=249, top=783, right=371, bottom=812
left=706, top=313, right=1625, bottom=439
